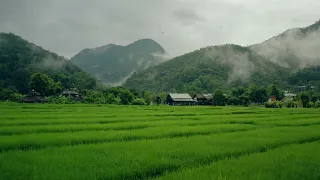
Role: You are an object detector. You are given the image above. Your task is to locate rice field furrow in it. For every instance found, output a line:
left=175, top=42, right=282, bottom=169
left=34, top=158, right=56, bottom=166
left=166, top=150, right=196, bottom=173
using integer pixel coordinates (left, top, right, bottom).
left=0, top=124, right=259, bottom=152
left=0, top=113, right=317, bottom=127
left=153, top=141, right=320, bottom=180
left=1, top=125, right=320, bottom=180
left=0, top=103, right=319, bottom=180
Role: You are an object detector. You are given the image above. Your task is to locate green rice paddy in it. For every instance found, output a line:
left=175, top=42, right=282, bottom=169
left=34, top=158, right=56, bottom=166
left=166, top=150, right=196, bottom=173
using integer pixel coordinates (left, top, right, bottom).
left=0, top=103, right=319, bottom=180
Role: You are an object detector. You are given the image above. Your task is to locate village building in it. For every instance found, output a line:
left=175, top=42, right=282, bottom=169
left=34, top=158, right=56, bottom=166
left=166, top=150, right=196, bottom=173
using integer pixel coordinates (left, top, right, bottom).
left=192, top=93, right=213, bottom=105
left=20, top=89, right=47, bottom=103
left=283, top=91, right=297, bottom=102
left=61, top=89, right=83, bottom=101
left=61, top=90, right=79, bottom=98
left=166, top=93, right=195, bottom=106
left=268, top=95, right=277, bottom=102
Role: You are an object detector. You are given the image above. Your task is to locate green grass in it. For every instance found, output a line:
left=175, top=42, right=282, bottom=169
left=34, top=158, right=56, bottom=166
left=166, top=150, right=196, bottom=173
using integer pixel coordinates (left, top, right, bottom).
left=0, top=103, right=320, bottom=180
left=155, top=142, right=320, bottom=180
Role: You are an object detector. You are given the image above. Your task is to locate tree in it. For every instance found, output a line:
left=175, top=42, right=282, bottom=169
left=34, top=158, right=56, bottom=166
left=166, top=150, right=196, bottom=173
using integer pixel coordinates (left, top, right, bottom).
left=142, top=91, right=153, bottom=105
left=239, top=95, right=251, bottom=107
left=299, top=91, right=310, bottom=108
left=248, top=86, right=268, bottom=104
left=213, top=90, right=225, bottom=106
left=119, top=90, right=134, bottom=105
left=268, top=85, right=283, bottom=100
left=232, top=86, right=246, bottom=98
left=0, top=88, right=15, bottom=101
left=156, top=96, right=162, bottom=106
left=227, top=97, right=239, bottom=105
left=29, top=73, right=61, bottom=96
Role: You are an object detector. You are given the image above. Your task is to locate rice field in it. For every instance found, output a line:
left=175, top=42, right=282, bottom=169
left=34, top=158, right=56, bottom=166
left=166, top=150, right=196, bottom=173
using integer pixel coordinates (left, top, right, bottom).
left=0, top=103, right=320, bottom=180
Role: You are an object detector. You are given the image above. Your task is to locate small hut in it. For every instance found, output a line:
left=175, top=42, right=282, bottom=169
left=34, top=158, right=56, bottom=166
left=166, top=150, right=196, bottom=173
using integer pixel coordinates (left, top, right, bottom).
left=61, top=89, right=83, bottom=101
left=20, top=89, right=47, bottom=103
left=166, top=93, right=194, bottom=106
left=192, top=93, right=213, bottom=105
left=61, top=90, right=79, bottom=98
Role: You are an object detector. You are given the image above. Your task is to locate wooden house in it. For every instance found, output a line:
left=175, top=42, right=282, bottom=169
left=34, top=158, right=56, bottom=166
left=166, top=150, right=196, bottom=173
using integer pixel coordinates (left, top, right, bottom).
left=20, top=89, right=47, bottom=103
left=192, top=93, right=213, bottom=105
left=61, top=89, right=83, bottom=101
left=283, top=91, right=297, bottom=102
left=166, top=93, right=194, bottom=106
left=268, top=95, right=277, bottom=102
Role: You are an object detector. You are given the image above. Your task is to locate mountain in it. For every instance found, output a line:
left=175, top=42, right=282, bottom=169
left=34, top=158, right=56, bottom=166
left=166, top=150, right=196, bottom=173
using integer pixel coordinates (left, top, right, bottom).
left=124, top=44, right=289, bottom=93
left=70, top=39, right=170, bottom=86
left=250, top=19, right=320, bottom=69
left=0, top=32, right=98, bottom=94
left=124, top=20, right=320, bottom=92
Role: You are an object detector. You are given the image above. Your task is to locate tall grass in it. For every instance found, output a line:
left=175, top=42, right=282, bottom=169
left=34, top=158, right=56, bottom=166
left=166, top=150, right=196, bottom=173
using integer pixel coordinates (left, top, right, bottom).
left=0, top=124, right=258, bottom=151
left=155, top=142, right=320, bottom=180
left=0, top=103, right=319, bottom=180
left=0, top=126, right=320, bottom=180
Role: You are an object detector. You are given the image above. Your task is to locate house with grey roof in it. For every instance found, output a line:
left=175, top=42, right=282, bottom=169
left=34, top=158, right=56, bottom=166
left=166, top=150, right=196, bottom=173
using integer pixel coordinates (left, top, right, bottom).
left=192, top=93, right=213, bottom=105
left=283, top=91, right=297, bottom=102
left=166, top=93, right=195, bottom=106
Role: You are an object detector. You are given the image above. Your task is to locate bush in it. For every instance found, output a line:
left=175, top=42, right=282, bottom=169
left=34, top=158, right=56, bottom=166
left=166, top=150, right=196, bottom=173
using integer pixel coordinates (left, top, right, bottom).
left=307, top=102, right=314, bottom=108
left=239, top=95, right=251, bottom=107
left=286, top=101, right=298, bottom=108
left=131, top=98, right=146, bottom=105
left=265, top=101, right=283, bottom=108
left=48, top=95, right=73, bottom=104
left=314, top=101, right=320, bottom=108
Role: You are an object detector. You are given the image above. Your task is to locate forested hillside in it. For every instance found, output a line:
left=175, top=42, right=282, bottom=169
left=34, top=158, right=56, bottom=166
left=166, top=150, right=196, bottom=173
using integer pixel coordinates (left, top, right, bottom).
left=70, top=39, right=170, bottom=86
left=288, top=66, right=320, bottom=89
left=124, top=44, right=289, bottom=93
left=0, top=33, right=98, bottom=95
left=125, top=20, right=320, bottom=93
left=250, top=19, right=320, bottom=69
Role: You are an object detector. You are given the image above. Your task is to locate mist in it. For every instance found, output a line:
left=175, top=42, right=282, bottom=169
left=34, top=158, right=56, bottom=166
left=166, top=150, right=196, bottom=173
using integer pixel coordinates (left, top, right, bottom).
left=204, top=45, right=256, bottom=83
left=250, top=27, right=320, bottom=69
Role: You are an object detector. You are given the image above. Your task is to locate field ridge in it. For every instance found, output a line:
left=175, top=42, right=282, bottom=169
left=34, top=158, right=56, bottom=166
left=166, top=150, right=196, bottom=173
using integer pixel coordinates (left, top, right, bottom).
left=127, top=137, right=320, bottom=180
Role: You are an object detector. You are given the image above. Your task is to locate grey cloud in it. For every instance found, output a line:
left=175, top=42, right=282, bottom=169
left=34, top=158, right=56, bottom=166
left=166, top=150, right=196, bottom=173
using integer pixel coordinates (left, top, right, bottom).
left=173, top=8, right=205, bottom=26
left=0, top=0, right=319, bottom=58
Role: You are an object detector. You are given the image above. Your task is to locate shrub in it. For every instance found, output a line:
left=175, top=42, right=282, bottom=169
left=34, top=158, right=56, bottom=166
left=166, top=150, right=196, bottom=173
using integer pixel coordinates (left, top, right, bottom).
left=307, top=102, right=314, bottom=108
left=286, top=101, right=298, bottom=108
left=314, top=101, right=320, bottom=108
left=131, top=98, right=146, bottom=105
left=239, top=95, right=251, bottom=107
left=265, top=101, right=283, bottom=108
left=48, top=95, right=73, bottom=104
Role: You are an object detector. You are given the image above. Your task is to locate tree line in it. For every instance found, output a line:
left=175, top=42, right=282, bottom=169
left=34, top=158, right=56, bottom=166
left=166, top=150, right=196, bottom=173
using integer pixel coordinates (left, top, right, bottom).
left=1, top=74, right=319, bottom=108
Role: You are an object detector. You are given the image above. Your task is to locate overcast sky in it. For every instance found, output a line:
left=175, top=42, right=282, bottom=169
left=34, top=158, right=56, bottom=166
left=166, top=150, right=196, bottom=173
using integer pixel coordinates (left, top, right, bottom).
left=0, top=0, right=319, bottom=58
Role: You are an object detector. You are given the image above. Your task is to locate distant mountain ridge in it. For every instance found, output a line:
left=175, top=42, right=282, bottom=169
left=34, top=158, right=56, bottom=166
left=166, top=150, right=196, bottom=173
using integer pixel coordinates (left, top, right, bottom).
left=0, top=32, right=98, bottom=94
left=250, top=19, right=320, bottom=69
left=70, top=39, right=170, bottom=86
left=125, top=19, right=320, bottom=92
left=124, top=44, right=288, bottom=92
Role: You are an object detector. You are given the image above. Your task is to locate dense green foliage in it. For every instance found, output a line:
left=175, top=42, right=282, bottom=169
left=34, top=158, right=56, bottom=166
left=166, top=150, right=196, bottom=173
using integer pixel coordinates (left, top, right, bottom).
left=124, top=44, right=289, bottom=92
left=0, top=33, right=98, bottom=95
left=124, top=20, right=320, bottom=93
left=287, top=66, right=320, bottom=90
left=0, top=104, right=320, bottom=179
left=70, top=39, right=168, bottom=85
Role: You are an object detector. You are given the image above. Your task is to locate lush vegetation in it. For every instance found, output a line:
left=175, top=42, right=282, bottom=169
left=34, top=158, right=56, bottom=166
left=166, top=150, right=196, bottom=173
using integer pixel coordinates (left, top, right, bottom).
left=0, top=103, right=320, bottom=180
left=0, top=33, right=99, bottom=96
left=124, top=20, right=320, bottom=93
left=124, top=44, right=289, bottom=92
left=156, top=142, right=320, bottom=180
left=70, top=39, right=168, bottom=85
left=287, top=66, right=320, bottom=90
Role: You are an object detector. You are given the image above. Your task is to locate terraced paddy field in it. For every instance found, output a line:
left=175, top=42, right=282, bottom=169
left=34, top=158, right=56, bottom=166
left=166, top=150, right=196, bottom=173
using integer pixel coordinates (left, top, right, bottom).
left=0, top=103, right=320, bottom=180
